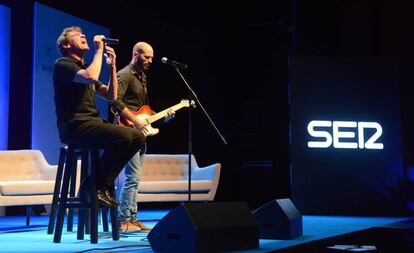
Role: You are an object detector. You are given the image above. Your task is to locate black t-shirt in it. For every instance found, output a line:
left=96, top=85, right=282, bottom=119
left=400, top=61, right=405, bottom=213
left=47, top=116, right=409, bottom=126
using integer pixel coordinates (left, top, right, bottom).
left=53, top=56, right=103, bottom=128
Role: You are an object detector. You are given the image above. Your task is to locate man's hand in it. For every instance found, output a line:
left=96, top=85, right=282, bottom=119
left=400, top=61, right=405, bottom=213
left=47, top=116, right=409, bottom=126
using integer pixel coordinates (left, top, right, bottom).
left=133, top=117, right=149, bottom=135
left=164, top=109, right=175, bottom=123
left=104, top=46, right=116, bottom=67
left=93, top=35, right=105, bottom=52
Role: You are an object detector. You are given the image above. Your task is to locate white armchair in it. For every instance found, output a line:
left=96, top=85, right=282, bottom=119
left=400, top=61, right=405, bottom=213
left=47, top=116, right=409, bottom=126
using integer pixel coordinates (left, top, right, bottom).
left=116, top=154, right=221, bottom=202
left=0, top=150, right=57, bottom=223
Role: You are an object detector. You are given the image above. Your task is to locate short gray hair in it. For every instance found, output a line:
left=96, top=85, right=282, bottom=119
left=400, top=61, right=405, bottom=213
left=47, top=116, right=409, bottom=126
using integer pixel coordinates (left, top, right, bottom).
left=56, top=26, right=82, bottom=56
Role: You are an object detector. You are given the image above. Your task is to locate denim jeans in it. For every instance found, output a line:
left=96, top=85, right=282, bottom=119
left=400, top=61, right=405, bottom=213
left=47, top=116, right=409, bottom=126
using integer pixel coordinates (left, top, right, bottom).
left=118, top=145, right=146, bottom=222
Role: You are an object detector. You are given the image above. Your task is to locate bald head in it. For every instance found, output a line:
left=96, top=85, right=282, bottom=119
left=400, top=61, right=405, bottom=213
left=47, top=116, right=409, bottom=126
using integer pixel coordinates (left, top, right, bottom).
left=131, top=42, right=154, bottom=71
left=133, top=42, right=153, bottom=56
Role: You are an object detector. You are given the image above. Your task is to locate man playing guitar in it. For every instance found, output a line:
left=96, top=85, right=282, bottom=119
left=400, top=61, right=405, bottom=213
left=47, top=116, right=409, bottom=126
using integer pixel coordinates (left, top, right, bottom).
left=111, top=42, right=174, bottom=232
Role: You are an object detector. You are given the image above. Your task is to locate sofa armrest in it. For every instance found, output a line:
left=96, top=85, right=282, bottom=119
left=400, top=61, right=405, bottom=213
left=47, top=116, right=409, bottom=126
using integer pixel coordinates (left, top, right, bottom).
left=40, top=164, right=58, bottom=181
left=40, top=159, right=82, bottom=182
left=190, top=163, right=220, bottom=180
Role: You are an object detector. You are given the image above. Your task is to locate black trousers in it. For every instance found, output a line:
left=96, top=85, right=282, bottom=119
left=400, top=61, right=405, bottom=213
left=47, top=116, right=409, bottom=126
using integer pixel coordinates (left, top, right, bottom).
left=59, top=118, right=145, bottom=189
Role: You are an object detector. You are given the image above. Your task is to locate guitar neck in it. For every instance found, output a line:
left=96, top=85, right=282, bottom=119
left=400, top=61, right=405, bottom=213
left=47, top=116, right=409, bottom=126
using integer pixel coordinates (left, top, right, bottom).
left=147, top=103, right=186, bottom=124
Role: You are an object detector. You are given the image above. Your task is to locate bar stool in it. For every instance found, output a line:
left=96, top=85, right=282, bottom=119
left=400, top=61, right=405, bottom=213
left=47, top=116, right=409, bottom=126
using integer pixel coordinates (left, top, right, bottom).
left=48, top=144, right=119, bottom=244
left=47, top=146, right=110, bottom=235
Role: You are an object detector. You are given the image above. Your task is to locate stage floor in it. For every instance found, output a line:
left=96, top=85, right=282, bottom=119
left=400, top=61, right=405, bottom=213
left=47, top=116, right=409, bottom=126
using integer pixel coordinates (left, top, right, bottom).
left=0, top=209, right=412, bottom=252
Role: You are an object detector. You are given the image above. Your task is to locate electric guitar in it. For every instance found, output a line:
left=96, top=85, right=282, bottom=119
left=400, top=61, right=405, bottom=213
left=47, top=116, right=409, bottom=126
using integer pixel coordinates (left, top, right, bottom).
left=118, top=99, right=193, bottom=136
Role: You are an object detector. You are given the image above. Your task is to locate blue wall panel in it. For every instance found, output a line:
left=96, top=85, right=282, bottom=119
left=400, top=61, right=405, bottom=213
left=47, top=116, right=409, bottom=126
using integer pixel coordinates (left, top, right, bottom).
left=0, top=4, right=10, bottom=150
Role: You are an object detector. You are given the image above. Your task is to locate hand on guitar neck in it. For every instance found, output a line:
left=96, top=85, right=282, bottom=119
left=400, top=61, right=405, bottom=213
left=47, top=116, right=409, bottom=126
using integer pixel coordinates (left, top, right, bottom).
left=164, top=109, right=176, bottom=123
left=118, top=99, right=193, bottom=137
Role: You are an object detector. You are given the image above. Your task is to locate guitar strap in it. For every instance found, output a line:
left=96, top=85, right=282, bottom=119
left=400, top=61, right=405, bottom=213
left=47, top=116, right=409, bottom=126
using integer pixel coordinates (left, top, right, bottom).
left=139, top=71, right=150, bottom=106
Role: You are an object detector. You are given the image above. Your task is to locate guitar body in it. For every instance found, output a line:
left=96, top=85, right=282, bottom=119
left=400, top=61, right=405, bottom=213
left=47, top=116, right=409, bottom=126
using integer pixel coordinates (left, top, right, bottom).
left=119, top=105, right=160, bottom=136
left=117, top=100, right=192, bottom=137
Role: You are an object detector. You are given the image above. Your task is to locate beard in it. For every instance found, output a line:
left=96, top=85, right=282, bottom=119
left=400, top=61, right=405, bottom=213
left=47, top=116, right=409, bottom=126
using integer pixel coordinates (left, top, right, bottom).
left=142, top=63, right=150, bottom=71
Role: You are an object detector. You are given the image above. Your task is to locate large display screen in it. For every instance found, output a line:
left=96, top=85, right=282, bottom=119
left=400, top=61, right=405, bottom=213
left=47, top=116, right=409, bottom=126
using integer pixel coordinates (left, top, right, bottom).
left=290, top=55, right=405, bottom=215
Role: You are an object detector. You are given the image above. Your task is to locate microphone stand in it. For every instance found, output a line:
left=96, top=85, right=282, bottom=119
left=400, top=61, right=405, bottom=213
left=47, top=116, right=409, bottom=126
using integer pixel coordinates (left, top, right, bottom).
left=173, top=66, right=227, bottom=202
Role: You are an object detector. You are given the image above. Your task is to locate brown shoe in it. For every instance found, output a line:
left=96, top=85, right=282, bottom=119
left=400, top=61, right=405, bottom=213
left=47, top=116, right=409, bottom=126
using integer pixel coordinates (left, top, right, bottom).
left=119, top=220, right=141, bottom=232
left=132, top=220, right=152, bottom=231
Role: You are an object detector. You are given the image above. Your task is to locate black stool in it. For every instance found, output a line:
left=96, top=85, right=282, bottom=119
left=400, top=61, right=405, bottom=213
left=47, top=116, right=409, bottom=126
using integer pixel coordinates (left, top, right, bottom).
left=48, top=145, right=119, bottom=243
left=47, top=146, right=111, bottom=235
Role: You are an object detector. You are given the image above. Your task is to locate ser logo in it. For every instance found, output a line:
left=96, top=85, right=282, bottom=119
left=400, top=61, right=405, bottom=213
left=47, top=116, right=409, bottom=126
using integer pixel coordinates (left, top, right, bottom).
left=307, top=120, right=383, bottom=149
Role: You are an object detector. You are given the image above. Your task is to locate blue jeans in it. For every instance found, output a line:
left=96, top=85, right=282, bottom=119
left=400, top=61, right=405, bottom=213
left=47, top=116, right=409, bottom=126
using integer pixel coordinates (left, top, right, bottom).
left=118, top=146, right=145, bottom=222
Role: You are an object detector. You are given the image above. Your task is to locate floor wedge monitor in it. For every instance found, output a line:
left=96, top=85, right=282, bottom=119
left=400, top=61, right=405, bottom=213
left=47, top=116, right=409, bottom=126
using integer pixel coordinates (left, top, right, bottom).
left=148, top=202, right=259, bottom=253
left=253, top=198, right=303, bottom=239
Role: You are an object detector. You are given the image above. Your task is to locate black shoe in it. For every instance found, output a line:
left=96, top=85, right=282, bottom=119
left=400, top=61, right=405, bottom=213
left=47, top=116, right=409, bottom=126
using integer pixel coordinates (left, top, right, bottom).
left=104, top=189, right=119, bottom=205
left=96, top=189, right=114, bottom=206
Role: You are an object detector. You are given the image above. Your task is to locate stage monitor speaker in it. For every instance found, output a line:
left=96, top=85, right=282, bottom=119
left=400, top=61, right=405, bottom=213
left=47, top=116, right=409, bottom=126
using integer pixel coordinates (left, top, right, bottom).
left=252, top=198, right=303, bottom=239
left=147, top=202, right=259, bottom=253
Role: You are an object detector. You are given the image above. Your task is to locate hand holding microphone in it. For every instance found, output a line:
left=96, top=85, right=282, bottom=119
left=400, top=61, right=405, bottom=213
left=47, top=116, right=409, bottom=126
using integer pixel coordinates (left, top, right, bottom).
left=102, top=38, right=119, bottom=66
left=93, top=35, right=106, bottom=51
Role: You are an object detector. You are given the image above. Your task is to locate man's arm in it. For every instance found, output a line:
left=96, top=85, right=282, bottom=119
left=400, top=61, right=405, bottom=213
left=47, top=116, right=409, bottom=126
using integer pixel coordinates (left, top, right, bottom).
left=105, top=48, right=117, bottom=101
left=73, top=35, right=105, bottom=84
left=96, top=46, right=118, bottom=101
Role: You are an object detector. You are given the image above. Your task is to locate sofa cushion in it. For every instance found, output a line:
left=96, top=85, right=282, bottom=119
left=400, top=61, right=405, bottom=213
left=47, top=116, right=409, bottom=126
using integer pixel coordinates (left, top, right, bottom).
left=0, top=181, right=55, bottom=196
left=0, top=150, right=47, bottom=181
left=139, top=180, right=213, bottom=193
left=141, top=155, right=196, bottom=181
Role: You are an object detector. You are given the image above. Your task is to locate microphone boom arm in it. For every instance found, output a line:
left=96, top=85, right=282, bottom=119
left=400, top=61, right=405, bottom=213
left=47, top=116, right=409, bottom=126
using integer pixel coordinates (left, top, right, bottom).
left=174, top=67, right=227, bottom=145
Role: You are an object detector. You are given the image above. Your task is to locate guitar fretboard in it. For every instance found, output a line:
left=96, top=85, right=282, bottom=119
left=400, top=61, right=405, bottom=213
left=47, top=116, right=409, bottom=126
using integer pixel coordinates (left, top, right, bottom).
left=147, top=103, right=187, bottom=123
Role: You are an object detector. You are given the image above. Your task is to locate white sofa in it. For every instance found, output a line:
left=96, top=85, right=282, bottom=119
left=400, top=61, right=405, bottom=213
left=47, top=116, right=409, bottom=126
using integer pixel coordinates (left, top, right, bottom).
left=115, top=154, right=221, bottom=202
left=0, top=150, right=57, bottom=220
left=0, top=151, right=220, bottom=221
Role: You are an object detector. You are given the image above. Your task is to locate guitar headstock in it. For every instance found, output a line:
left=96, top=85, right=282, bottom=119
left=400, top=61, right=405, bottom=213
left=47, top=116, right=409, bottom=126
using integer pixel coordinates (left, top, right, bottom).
left=180, top=99, right=196, bottom=108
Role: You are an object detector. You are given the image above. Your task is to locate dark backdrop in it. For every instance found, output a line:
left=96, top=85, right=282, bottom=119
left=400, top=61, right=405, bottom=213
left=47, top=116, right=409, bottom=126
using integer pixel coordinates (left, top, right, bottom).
left=2, top=0, right=414, bottom=213
left=2, top=0, right=291, bottom=207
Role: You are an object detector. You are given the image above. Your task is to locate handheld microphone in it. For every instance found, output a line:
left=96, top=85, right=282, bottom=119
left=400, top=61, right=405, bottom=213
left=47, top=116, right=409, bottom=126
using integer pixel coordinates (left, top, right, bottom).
left=102, top=38, right=119, bottom=44
left=161, top=57, right=187, bottom=70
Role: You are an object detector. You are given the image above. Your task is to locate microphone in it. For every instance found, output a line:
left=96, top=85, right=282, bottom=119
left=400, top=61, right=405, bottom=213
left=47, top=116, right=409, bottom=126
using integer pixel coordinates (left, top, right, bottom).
left=102, top=38, right=119, bottom=44
left=161, top=57, right=187, bottom=70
